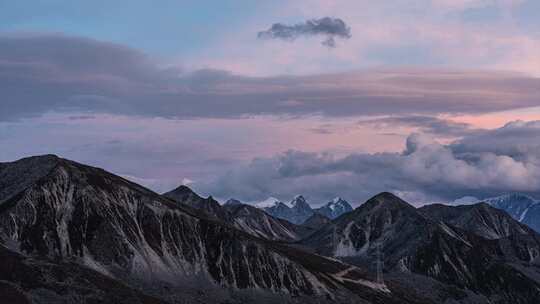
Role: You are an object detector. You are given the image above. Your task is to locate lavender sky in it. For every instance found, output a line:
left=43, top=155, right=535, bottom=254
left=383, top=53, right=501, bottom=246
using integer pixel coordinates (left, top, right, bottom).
left=1, top=0, right=540, bottom=206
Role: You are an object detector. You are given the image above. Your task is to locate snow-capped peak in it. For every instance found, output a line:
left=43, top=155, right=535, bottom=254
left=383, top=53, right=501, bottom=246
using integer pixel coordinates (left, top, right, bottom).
left=486, top=193, right=538, bottom=203
left=315, top=197, right=353, bottom=219
left=483, top=193, right=540, bottom=224
left=290, top=195, right=312, bottom=210
left=293, top=195, right=306, bottom=202
left=329, top=197, right=349, bottom=210
left=255, top=197, right=284, bottom=208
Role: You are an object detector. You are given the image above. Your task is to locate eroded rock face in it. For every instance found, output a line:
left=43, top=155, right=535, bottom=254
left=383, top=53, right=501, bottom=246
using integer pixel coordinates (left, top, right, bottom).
left=0, top=156, right=404, bottom=304
left=419, top=203, right=532, bottom=240
left=484, top=193, right=540, bottom=233
left=9, top=155, right=540, bottom=303
left=262, top=196, right=315, bottom=225
left=301, top=213, right=331, bottom=230
left=223, top=203, right=310, bottom=242
left=0, top=158, right=320, bottom=293
left=163, top=189, right=309, bottom=242
left=302, top=192, right=540, bottom=304
left=315, top=198, right=353, bottom=220
left=0, top=244, right=165, bottom=304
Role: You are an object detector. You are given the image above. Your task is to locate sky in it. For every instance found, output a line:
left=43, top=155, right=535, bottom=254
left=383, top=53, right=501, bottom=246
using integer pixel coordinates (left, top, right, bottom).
left=1, top=0, right=540, bottom=207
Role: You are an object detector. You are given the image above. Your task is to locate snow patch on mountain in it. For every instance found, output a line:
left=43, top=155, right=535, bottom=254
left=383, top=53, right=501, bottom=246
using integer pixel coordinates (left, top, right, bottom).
left=255, top=197, right=287, bottom=208
left=316, top=197, right=353, bottom=219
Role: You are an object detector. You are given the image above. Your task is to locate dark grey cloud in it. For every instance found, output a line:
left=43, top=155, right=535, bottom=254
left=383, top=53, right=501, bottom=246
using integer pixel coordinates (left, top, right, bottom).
left=257, top=17, right=351, bottom=47
left=450, top=120, right=540, bottom=161
left=1, top=33, right=540, bottom=122
left=197, top=121, right=540, bottom=205
left=357, top=116, right=482, bottom=137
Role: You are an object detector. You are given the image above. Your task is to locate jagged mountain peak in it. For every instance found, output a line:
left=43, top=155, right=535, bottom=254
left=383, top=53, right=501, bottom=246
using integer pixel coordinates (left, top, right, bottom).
left=163, top=185, right=226, bottom=220
left=482, top=193, right=540, bottom=232
left=303, top=193, right=426, bottom=257
left=291, top=195, right=308, bottom=205
left=332, top=196, right=345, bottom=204
left=315, top=197, right=353, bottom=219
left=484, top=193, right=539, bottom=210
left=0, top=155, right=408, bottom=303
left=293, top=194, right=306, bottom=201
left=1, top=154, right=61, bottom=202
left=260, top=196, right=314, bottom=224
left=166, top=184, right=201, bottom=198
left=254, top=197, right=283, bottom=208
left=303, top=193, right=540, bottom=303
left=290, top=195, right=312, bottom=210
left=489, top=192, right=537, bottom=201
left=361, top=192, right=414, bottom=211
left=0, top=154, right=61, bottom=178
left=1, top=154, right=159, bottom=207
left=13, top=153, right=60, bottom=162
left=163, top=185, right=207, bottom=206
left=419, top=202, right=533, bottom=240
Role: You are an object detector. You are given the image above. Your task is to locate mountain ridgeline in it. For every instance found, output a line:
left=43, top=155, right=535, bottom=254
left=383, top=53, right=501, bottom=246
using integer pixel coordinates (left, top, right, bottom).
left=260, top=196, right=353, bottom=225
left=0, top=155, right=408, bottom=304
left=301, top=192, right=540, bottom=303
left=484, top=193, right=540, bottom=233
left=1, top=155, right=540, bottom=304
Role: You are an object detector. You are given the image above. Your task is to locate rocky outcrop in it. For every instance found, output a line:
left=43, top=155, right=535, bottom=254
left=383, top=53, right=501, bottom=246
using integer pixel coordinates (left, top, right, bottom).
left=302, top=192, right=540, bottom=304
left=0, top=155, right=405, bottom=304
left=315, top=197, right=353, bottom=219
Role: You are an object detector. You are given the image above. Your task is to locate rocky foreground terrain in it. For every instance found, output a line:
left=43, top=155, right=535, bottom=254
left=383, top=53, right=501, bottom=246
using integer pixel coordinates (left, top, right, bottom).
left=1, top=155, right=540, bottom=303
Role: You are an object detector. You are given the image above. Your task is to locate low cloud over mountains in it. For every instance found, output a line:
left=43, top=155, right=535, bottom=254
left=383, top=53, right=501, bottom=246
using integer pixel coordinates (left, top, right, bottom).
left=2, top=33, right=540, bottom=205
left=199, top=121, right=540, bottom=204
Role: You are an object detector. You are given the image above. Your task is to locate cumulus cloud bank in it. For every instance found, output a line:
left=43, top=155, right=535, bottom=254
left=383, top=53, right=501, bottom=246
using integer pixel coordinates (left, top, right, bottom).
left=197, top=121, right=540, bottom=205
left=257, top=17, right=352, bottom=47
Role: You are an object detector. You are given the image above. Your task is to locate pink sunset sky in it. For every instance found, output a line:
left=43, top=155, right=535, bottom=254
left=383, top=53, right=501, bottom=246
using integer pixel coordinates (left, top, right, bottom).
left=1, top=0, right=540, bottom=206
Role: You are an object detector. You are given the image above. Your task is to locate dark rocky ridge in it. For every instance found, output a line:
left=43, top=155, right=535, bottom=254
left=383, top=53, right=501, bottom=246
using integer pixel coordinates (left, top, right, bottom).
left=164, top=189, right=311, bottom=242
left=0, top=243, right=166, bottom=304
left=302, top=213, right=332, bottom=230
left=301, top=192, right=540, bottom=304
left=419, top=203, right=532, bottom=240
left=4, top=155, right=540, bottom=303
left=262, top=196, right=353, bottom=225
left=484, top=193, right=540, bottom=233
left=0, top=155, right=413, bottom=304
left=163, top=185, right=228, bottom=220
left=223, top=203, right=313, bottom=241
left=316, top=197, right=353, bottom=219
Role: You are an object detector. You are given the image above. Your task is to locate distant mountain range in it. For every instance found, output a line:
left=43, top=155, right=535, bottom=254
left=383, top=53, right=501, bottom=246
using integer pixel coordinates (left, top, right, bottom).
left=451, top=193, right=540, bottom=233
left=0, top=155, right=403, bottom=304
left=257, top=195, right=353, bottom=224
left=164, top=186, right=312, bottom=242
left=483, top=193, right=540, bottom=233
left=2, top=155, right=540, bottom=303
left=301, top=192, right=540, bottom=303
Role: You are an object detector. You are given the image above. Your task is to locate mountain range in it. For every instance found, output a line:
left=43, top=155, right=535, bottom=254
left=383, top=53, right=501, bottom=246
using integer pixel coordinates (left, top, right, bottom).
left=300, top=192, right=540, bottom=303
left=483, top=193, right=540, bottom=233
left=259, top=196, right=353, bottom=224
left=1, top=155, right=540, bottom=303
left=0, top=155, right=411, bottom=304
